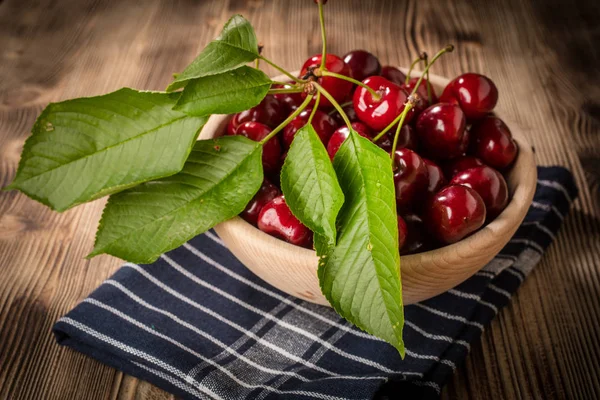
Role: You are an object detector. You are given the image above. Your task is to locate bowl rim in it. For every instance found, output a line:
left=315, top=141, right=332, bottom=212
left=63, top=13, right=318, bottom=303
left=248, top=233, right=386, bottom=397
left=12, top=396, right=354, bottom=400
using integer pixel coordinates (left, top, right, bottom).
left=199, top=68, right=537, bottom=281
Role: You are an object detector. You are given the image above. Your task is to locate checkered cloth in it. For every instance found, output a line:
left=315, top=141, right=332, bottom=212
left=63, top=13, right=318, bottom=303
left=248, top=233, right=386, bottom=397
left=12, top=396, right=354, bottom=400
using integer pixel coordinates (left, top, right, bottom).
left=54, top=166, right=577, bottom=399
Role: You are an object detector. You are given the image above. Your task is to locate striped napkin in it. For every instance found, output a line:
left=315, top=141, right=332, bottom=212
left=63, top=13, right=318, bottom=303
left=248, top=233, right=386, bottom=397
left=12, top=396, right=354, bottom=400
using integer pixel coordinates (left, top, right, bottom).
left=53, top=166, right=577, bottom=400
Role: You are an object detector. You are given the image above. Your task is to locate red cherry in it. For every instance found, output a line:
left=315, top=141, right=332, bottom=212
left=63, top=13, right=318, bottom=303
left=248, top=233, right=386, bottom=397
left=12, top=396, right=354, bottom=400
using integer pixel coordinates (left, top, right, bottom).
left=272, top=83, right=304, bottom=114
left=439, top=73, right=498, bottom=119
left=235, top=122, right=281, bottom=174
left=393, top=148, right=429, bottom=212
left=415, top=103, right=468, bottom=160
left=240, top=179, right=281, bottom=225
left=375, top=125, right=418, bottom=152
left=423, top=159, right=447, bottom=194
left=343, top=50, right=382, bottom=81
left=326, top=122, right=372, bottom=159
left=300, top=54, right=353, bottom=108
left=226, top=95, right=285, bottom=135
left=469, top=116, right=518, bottom=170
left=330, top=102, right=359, bottom=126
left=401, top=213, right=427, bottom=254
left=450, top=165, right=509, bottom=219
left=424, top=185, right=486, bottom=244
left=403, top=77, right=438, bottom=105
left=443, top=156, right=484, bottom=179
left=397, top=215, right=408, bottom=250
left=381, top=66, right=407, bottom=86
left=353, top=76, right=411, bottom=131
left=257, top=195, right=313, bottom=248
left=282, top=108, right=337, bottom=150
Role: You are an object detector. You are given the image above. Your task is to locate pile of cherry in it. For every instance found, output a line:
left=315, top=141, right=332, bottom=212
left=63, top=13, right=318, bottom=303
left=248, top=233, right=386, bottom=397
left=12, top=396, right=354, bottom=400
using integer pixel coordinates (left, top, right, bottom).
left=226, top=50, right=519, bottom=254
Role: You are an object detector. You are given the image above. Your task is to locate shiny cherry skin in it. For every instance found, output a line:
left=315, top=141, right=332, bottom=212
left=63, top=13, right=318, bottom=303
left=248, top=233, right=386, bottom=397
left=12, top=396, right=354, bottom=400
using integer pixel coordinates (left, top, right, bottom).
left=469, top=116, right=518, bottom=170
left=380, top=66, right=407, bottom=86
left=353, top=76, right=411, bottom=131
left=282, top=108, right=338, bottom=150
left=424, top=185, right=486, bottom=245
left=226, top=95, right=285, bottom=135
left=375, top=125, right=417, bottom=152
left=397, top=215, right=408, bottom=250
left=326, top=122, right=372, bottom=159
left=415, top=103, right=468, bottom=160
left=235, top=122, right=281, bottom=174
left=272, top=82, right=304, bottom=114
left=300, top=54, right=353, bottom=108
left=331, top=102, right=359, bottom=126
left=423, top=159, right=447, bottom=194
left=241, top=179, right=281, bottom=226
left=439, top=73, right=498, bottom=120
left=443, top=156, right=484, bottom=179
left=343, top=50, right=382, bottom=81
left=393, top=148, right=429, bottom=212
left=450, top=165, right=508, bottom=219
left=401, top=213, right=427, bottom=254
left=257, top=195, right=313, bottom=248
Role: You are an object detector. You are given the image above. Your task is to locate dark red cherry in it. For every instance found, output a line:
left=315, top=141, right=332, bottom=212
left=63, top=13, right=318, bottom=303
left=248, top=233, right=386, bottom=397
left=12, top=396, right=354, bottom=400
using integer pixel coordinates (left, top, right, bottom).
left=272, top=83, right=304, bottom=114
left=469, top=116, right=518, bottom=170
left=343, top=50, right=382, bottom=81
left=330, top=102, right=359, bottom=126
left=257, top=195, right=313, bottom=248
left=403, top=77, right=438, bottom=105
left=397, top=215, right=408, bottom=250
left=226, top=95, right=285, bottom=135
left=415, top=103, right=468, bottom=160
left=450, top=165, right=509, bottom=219
left=424, top=185, right=486, bottom=244
left=235, top=122, right=281, bottom=174
left=282, top=108, right=338, bottom=150
left=439, top=73, right=498, bottom=120
left=381, top=66, right=407, bottom=86
left=241, top=179, right=281, bottom=225
left=326, top=122, right=372, bottom=159
left=423, top=159, right=447, bottom=194
left=393, top=148, right=429, bottom=212
left=401, top=213, right=427, bottom=254
left=300, top=54, right=353, bottom=108
left=353, top=76, right=411, bottom=131
left=375, top=125, right=417, bottom=152
left=443, top=156, right=484, bottom=179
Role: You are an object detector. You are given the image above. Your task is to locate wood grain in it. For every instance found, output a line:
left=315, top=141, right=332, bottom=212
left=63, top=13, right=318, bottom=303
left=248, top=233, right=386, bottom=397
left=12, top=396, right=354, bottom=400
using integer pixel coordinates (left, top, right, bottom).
left=0, top=0, right=598, bottom=399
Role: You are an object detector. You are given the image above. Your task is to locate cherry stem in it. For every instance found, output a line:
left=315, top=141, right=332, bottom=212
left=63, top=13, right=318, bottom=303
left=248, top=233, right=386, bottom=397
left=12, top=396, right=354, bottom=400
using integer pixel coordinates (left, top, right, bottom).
left=255, top=58, right=260, bottom=69
left=423, top=53, right=432, bottom=104
left=268, top=88, right=304, bottom=95
left=259, top=55, right=304, bottom=83
left=313, top=82, right=352, bottom=129
left=320, top=70, right=381, bottom=101
left=260, top=95, right=313, bottom=145
left=270, top=80, right=291, bottom=86
left=405, top=55, right=425, bottom=85
left=308, top=93, right=321, bottom=124
left=390, top=102, right=415, bottom=167
left=318, top=1, right=327, bottom=70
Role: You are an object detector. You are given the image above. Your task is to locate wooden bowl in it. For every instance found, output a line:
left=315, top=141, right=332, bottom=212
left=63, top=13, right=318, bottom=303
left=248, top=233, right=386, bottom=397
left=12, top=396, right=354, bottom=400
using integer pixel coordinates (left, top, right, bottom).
left=198, top=70, right=537, bottom=306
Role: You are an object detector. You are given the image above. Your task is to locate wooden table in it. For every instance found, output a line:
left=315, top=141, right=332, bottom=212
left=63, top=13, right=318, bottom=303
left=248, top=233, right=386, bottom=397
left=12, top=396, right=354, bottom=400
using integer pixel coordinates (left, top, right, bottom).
left=1, top=0, right=599, bottom=398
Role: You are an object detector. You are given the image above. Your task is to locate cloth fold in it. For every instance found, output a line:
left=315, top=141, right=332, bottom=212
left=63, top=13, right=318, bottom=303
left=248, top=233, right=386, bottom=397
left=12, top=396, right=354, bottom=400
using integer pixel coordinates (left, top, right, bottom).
left=54, top=166, right=577, bottom=400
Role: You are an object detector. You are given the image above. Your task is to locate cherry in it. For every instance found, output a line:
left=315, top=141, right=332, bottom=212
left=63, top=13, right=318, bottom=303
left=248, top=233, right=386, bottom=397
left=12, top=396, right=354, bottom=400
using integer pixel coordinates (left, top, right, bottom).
left=272, top=83, right=304, bottom=114
left=423, top=159, right=447, bottom=194
left=353, top=76, right=411, bottom=131
left=330, top=102, right=359, bottom=126
left=403, top=77, right=438, bottom=105
left=241, top=179, right=281, bottom=225
left=257, top=195, right=313, bottom=248
left=282, top=108, right=337, bottom=150
left=300, top=54, right=353, bottom=108
left=397, top=215, right=408, bottom=250
left=326, top=122, right=372, bottom=159
left=415, top=103, right=468, bottom=160
left=423, top=185, right=486, bottom=245
left=376, top=125, right=417, bottom=152
left=381, top=66, right=407, bottom=86
left=343, top=50, right=382, bottom=82
left=393, top=148, right=429, bottom=212
left=226, top=95, right=285, bottom=135
left=439, top=73, right=498, bottom=120
left=400, top=213, right=427, bottom=254
left=450, top=165, right=509, bottom=219
left=469, top=116, right=518, bottom=170
left=235, top=122, right=281, bottom=174
left=443, top=155, right=484, bottom=179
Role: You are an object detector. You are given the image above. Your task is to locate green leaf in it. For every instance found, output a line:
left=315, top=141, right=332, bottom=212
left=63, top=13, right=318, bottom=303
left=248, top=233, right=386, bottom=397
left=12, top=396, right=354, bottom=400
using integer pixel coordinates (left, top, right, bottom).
left=5, top=88, right=207, bottom=212
left=174, top=66, right=271, bottom=117
left=318, top=130, right=405, bottom=356
left=167, top=15, right=259, bottom=92
left=280, top=125, right=344, bottom=255
left=89, top=135, right=263, bottom=264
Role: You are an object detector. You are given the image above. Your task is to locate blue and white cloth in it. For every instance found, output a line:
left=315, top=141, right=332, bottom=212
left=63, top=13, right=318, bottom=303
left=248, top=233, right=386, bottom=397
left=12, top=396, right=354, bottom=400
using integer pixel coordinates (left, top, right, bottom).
left=54, top=166, right=577, bottom=400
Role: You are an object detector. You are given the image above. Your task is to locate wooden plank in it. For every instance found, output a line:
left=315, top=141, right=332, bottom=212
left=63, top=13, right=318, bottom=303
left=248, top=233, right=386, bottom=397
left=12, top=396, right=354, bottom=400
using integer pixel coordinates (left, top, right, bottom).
left=0, top=0, right=598, bottom=399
